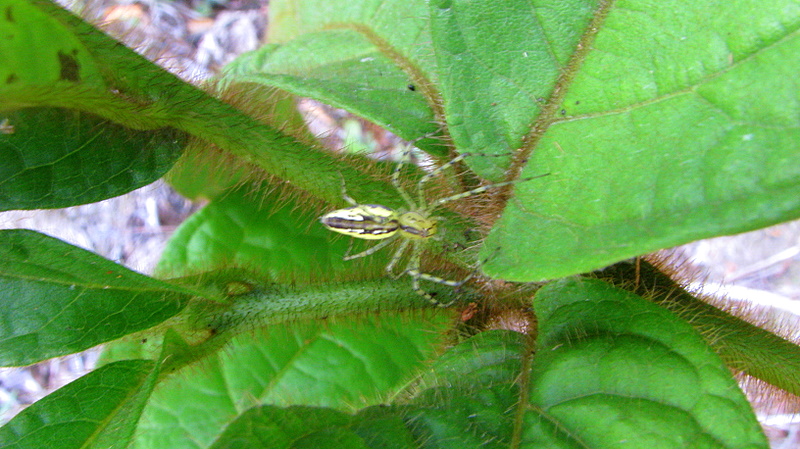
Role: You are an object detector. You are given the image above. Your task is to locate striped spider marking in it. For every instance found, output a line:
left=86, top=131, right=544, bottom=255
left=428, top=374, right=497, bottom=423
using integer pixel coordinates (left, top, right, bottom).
left=320, top=145, right=527, bottom=307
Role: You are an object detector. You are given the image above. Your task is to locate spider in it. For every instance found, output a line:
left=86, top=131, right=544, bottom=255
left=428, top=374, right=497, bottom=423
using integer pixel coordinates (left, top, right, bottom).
left=320, top=144, right=525, bottom=307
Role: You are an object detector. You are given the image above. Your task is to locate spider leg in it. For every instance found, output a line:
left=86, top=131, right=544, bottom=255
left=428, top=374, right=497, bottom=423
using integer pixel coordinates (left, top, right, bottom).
left=412, top=269, right=474, bottom=308
left=420, top=152, right=550, bottom=213
left=405, top=243, right=444, bottom=306
left=391, top=132, right=448, bottom=210
left=415, top=271, right=475, bottom=288
left=414, top=151, right=513, bottom=199
left=423, top=172, right=549, bottom=214
left=338, top=173, right=360, bottom=207
left=384, top=238, right=411, bottom=279
left=414, top=152, right=470, bottom=210
left=342, top=237, right=355, bottom=259
left=402, top=242, right=462, bottom=307
left=415, top=152, right=517, bottom=211
left=396, top=142, right=491, bottom=210
left=425, top=179, right=519, bottom=211
left=392, top=144, right=419, bottom=210
left=344, top=236, right=396, bottom=261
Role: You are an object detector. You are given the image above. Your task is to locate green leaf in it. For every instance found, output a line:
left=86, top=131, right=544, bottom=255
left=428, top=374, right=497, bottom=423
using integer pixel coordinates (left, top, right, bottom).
left=263, top=0, right=799, bottom=281
left=156, top=188, right=363, bottom=281
left=522, top=278, right=767, bottom=448
left=480, top=0, right=800, bottom=280
left=131, top=313, right=453, bottom=449
left=0, top=0, right=187, bottom=210
left=429, top=0, right=596, bottom=179
left=197, top=278, right=768, bottom=447
left=407, top=330, right=526, bottom=448
left=1, top=0, right=197, bottom=126
left=0, top=360, right=158, bottom=449
left=2, top=0, right=366, bottom=209
left=225, top=0, right=458, bottom=156
left=599, top=260, right=800, bottom=398
left=0, top=0, right=103, bottom=87
left=210, top=405, right=417, bottom=449
left=0, top=229, right=192, bottom=366
left=266, top=0, right=433, bottom=61
left=221, top=30, right=437, bottom=141
left=401, top=278, right=766, bottom=447
left=0, top=108, right=184, bottom=211
left=108, top=277, right=766, bottom=448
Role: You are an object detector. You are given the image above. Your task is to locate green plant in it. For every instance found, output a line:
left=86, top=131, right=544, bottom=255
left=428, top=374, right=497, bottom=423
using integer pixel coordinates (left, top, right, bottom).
left=1, top=0, right=798, bottom=447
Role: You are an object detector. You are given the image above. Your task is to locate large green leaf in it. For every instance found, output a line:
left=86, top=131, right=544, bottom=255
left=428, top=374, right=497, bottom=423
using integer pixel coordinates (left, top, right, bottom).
left=180, top=277, right=767, bottom=448
left=0, top=230, right=193, bottom=366
left=209, top=405, right=417, bottom=449
left=480, top=0, right=800, bottom=280
left=226, top=0, right=448, bottom=155
left=0, top=108, right=184, bottom=210
left=406, top=278, right=766, bottom=447
left=131, top=313, right=453, bottom=449
left=428, top=0, right=597, bottom=179
left=156, top=188, right=366, bottom=281
left=523, top=278, right=767, bottom=448
left=0, top=360, right=158, bottom=449
left=0, top=0, right=186, bottom=210
left=221, top=31, right=437, bottom=141
left=2, top=0, right=386, bottom=210
left=258, top=0, right=800, bottom=282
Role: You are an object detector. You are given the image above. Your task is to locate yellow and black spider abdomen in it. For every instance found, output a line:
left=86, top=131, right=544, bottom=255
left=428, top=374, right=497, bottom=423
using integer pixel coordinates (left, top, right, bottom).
left=320, top=204, right=400, bottom=240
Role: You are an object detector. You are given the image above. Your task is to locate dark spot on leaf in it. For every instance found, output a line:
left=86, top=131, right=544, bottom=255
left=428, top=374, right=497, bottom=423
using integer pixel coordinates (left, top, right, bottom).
left=58, top=49, right=80, bottom=82
left=575, top=100, right=580, bottom=105
left=407, top=84, right=416, bottom=91
left=6, top=73, right=17, bottom=84
left=5, top=6, right=14, bottom=22
left=560, top=109, right=566, bottom=115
